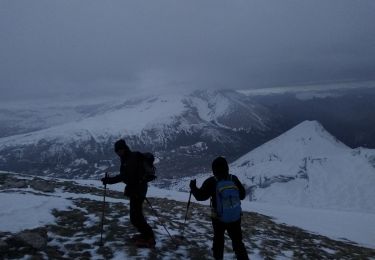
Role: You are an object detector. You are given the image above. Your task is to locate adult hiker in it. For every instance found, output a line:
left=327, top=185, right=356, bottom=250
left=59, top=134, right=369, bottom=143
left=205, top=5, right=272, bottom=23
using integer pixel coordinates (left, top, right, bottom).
left=190, top=156, right=249, bottom=260
left=101, top=139, right=155, bottom=248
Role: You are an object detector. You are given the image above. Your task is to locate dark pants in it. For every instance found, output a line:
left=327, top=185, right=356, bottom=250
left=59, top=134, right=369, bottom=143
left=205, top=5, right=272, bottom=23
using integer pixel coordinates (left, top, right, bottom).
left=129, top=195, right=154, bottom=239
left=212, top=218, right=249, bottom=260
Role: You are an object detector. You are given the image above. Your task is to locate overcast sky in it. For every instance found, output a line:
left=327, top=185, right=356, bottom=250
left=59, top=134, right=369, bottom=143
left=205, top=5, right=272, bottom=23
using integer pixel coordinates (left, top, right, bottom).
left=1, top=0, right=375, bottom=100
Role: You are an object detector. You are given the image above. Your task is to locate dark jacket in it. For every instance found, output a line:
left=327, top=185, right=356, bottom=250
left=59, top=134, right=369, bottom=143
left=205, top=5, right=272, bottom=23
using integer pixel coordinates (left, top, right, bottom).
left=105, top=151, right=147, bottom=197
left=191, top=174, right=246, bottom=210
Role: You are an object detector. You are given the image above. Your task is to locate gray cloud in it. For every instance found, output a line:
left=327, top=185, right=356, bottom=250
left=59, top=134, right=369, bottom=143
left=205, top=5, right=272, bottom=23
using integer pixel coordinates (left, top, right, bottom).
left=1, top=0, right=375, bottom=100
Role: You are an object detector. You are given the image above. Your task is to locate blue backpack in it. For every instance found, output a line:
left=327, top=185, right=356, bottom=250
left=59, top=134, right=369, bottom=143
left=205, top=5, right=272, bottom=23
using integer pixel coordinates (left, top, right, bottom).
left=215, top=175, right=242, bottom=223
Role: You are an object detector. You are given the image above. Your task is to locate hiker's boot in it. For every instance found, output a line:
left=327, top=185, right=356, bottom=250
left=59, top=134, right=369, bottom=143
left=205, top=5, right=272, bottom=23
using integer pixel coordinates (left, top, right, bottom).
left=134, top=236, right=156, bottom=248
left=131, top=234, right=143, bottom=241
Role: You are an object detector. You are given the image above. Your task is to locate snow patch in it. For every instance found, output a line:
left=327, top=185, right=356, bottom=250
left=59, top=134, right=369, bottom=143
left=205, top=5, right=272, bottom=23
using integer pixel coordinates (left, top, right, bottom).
left=0, top=193, right=72, bottom=233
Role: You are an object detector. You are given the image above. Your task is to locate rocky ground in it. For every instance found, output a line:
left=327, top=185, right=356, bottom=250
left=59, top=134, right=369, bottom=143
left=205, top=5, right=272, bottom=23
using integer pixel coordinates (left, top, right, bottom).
left=0, top=173, right=375, bottom=259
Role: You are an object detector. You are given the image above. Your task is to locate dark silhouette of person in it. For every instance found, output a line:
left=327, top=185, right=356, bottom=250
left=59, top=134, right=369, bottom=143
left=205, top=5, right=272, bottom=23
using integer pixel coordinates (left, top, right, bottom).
left=190, top=156, right=249, bottom=260
left=101, top=139, right=155, bottom=247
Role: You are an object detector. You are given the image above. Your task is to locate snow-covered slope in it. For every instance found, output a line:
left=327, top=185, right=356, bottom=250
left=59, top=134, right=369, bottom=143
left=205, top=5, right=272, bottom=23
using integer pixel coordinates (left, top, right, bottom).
left=170, top=121, right=375, bottom=213
left=1, top=172, right=374, bottom=259
left=230, top=120, right=375, bottom=213
left=0, top=90, right=271, bottom=178
left=0, top=93, right=189, bottom=146
left=0, top=90, right=269, bottom=145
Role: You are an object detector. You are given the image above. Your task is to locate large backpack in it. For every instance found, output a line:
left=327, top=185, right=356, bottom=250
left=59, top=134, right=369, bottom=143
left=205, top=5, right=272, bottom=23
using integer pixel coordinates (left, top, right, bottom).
left=215, top=175, right=242, bottom=223
left=139, top=152, right=157, bottom=183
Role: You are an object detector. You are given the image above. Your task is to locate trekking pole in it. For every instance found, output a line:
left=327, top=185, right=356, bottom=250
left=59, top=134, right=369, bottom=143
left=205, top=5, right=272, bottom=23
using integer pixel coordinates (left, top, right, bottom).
left=99, top=172, right=108, bottom=246
left=145, top=197, right=175, bottom=241
left=180, top=191, right=192, bottom=238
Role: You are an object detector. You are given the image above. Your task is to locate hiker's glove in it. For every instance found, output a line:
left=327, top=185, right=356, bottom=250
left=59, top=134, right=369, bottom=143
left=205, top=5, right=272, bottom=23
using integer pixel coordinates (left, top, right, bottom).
left=189, top=179, right=197, bottom=190
left=101, top=177, right=109, bottom=185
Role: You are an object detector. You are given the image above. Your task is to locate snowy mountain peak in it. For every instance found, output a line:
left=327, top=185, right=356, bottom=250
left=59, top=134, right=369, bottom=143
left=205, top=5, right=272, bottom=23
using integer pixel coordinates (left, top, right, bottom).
left=229, top=120, right=375, bottom=213
left=280, top=120, right=348, bottom=148
left=286, top=120, right=323, bottom=134
left=280, top=120, right=332, bottom=140
left=233, top=120, right=348, bottom=167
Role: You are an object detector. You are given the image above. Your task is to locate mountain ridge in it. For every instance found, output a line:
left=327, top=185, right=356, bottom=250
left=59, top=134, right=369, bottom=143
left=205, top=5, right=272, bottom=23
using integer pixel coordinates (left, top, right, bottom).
left=0, top=90, right=272, bottom=178
left=232, top=120, right=375, bottom=213
left=171, top=120, right=375, bottom=213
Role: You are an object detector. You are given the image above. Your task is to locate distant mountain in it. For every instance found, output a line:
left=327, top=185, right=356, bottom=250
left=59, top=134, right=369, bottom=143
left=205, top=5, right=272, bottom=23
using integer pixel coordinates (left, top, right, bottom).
left=1, top=84, right=374, bottom=180
left=0, top=90, right=273, bottom=178
left=232, top=120, right=375, bottom=212
left=245, top=83, right=375, bottom=148
left=171, top=121, right=375, bottom=213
